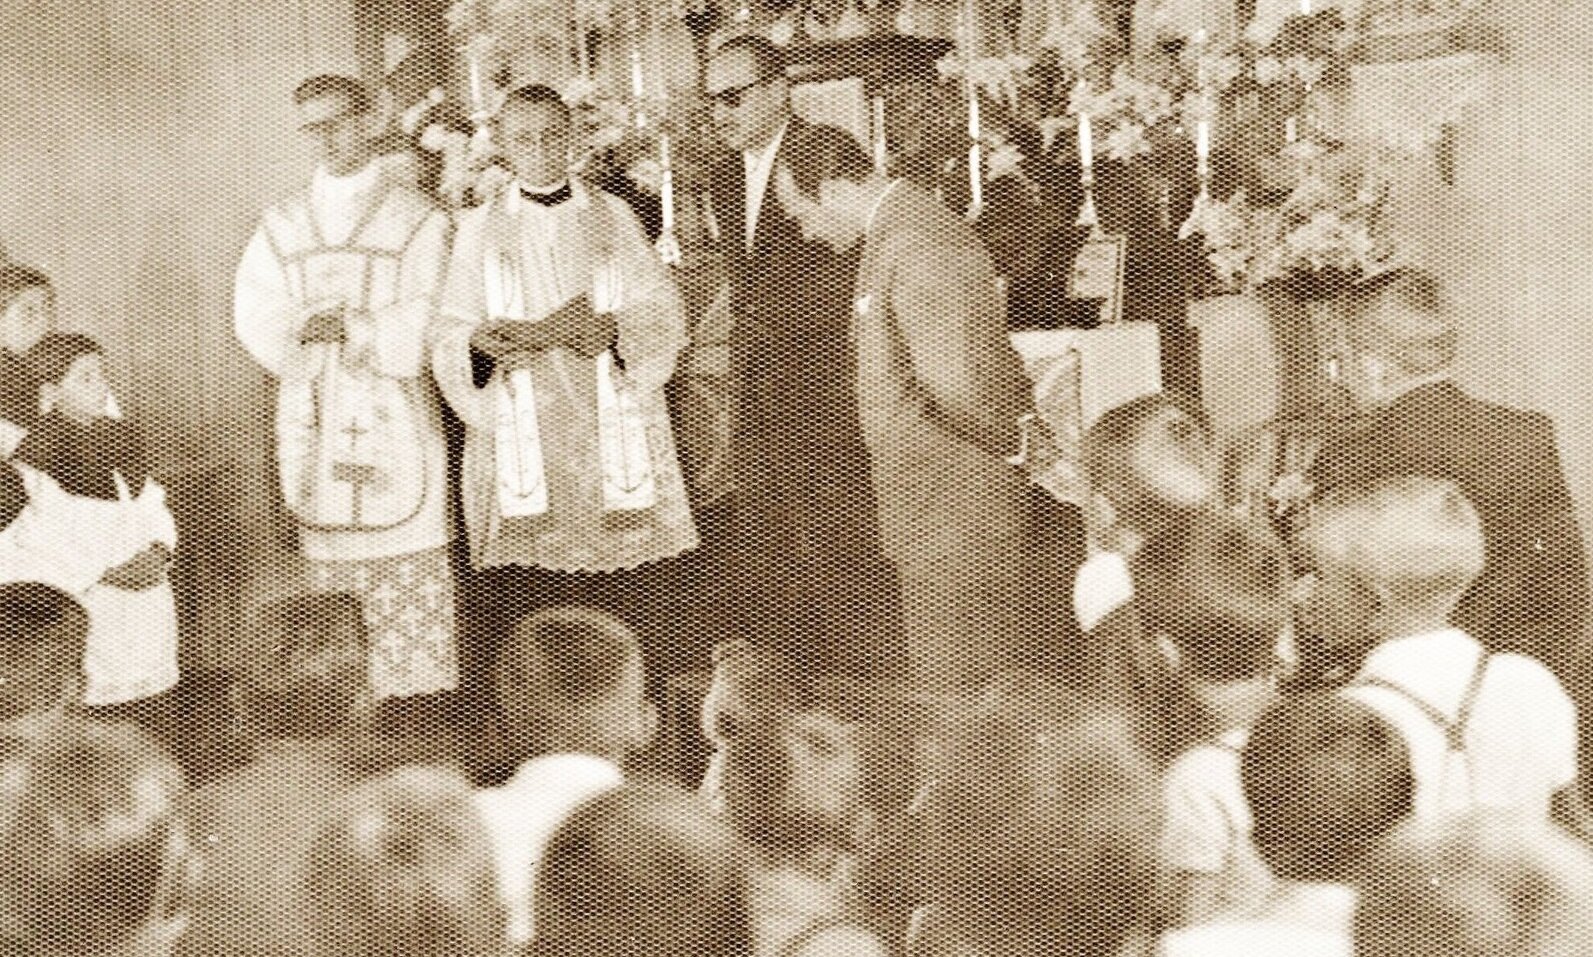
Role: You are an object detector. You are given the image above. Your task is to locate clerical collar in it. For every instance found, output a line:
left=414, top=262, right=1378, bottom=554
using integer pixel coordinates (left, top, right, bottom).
left=520, top=180, right=572, bottom=207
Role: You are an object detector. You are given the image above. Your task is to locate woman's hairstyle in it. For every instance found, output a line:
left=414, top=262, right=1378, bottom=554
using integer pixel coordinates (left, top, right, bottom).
left=0, top=582, right=89, bottom=720
left=1354, top=812, right=1593, bottom=957
left=1243, top=692, right=1414, bottom=883
left=306, top=766, right=505, bottom=957
left=237, top=593, right=368, bottom=739
left=1300, top=474, right=1486, bottom=617
left=0, top=263, right=50, bottom=315
left=0, top=719, right=189, bottom=956
left=920, top=672, right=1164, bottom=956
left=1132, top=510, right=1290, bottom=681
left=25, top=332, right=102, bottom=389
left=533, top=785, right=753, bottom=957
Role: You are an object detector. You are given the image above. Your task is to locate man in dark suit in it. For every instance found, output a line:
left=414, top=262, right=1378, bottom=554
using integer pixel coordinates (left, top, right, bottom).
left=1309, top=268, right=1588, bottom=683
left=704, top=37, right=899, bottom=678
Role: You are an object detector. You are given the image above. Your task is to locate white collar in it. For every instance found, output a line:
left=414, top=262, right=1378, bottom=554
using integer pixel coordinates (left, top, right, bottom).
left=312, top=161, right=380, bottom=201
left=865, top=178, right=904, bottom=235
left=1356, top=628, right=1477, bottom=682
left=744, top=119, right=791, bottom=169
left=505, top=751, right=622, bottom=788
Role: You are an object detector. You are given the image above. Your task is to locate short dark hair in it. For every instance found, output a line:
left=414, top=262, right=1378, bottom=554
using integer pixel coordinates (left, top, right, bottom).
left=1082, top=392, right=1210, bottom=516
left=493, top=606, right=643, bottom=753
left=1133, top=511, right=1290, bottom=681
left=1344, top=267, right=1456, bottom=374
left=293, top=74, right=372, bottom=115
left=0, top=583, right=88, bottom=720
left=712, top=34, right=787, bottom=81
left=780, top=125, right=874, bottom=200
left=0, top=719, right=188, bottom=956
left=534, top=785, right=753, bottom=957
left=237, top=593, right=367, bottom=739
left=500, top=83, right=571, bottom=122
left=1242, top=692, right=1414, bottom=883
left=0, top=264, right=51, bottom=315
left=25, top=331, right=102, bottom=389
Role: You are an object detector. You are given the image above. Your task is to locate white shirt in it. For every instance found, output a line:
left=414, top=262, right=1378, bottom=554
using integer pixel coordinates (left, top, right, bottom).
left=1074, top=550, right=1134, bottom=632
left=473, top=753, right=625, bottom=944
left=1163, top=728, right=1274, bottom=915
left=743, top=119, right=790, bottom=251
left=1342, top=629, right=1578, bottom=822
left=310, top=162, right=383, bottom=245
left=1160, top=883, right=1355, bottom=957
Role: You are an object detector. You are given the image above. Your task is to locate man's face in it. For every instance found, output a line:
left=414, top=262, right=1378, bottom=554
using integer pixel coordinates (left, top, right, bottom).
left=1, top=286, right=53, bottom=355
left=775, top=168, right=862, bottom=253
left=496, top=100, right=572, bottom=189
left=1294, top=558, right=1380, bottom=656
left=705, top=49, right=787, bottom=152
left=299, top=93, right=372, bottom=177
left=50, top=352, right=110, bottom=423
left=1129, top=406, right=1214, bottom=510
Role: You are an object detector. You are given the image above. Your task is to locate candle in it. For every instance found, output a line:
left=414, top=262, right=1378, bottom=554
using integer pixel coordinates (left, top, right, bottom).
left=1300, top=0, right=1310, bottom=14
left=969, top=141, right=983, bottom=212
left=575, top=25, right=591, bottom=78
left=1078, top=112, right=1094, bottom=170
left=1285, top=116, right=1299, bottom=144
left=967, top=84, right=981, bottom=141
left=630, top=46, right=646, bottom=99
left=659, top=134, right=675, bottom=233
left=872, top=95, right=887, bottom=174
left=1196, top=119, right=1210, bottom=161
left=465, top=48, right=485, bottom=115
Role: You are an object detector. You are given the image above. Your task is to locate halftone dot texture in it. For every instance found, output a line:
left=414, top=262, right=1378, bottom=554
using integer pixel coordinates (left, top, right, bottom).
left=3, top=0, right=1593, bottom=955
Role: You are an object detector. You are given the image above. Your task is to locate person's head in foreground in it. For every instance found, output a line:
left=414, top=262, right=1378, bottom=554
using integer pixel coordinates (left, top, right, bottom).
left=294, top=74, right=377, bottom=177
left=307, top=765, right=505, bottom=957
left=0, top=582, right=88, bottom=727
left=494, top=84, right=573, bottom=190
left=234, top=592, right=368, bottom=741
left=1354, top=811, right=1593, bottom=957
left=492, top=606, right=657, bottom=765
left=774, top=124, right=883, bottom=254
left=1082, top=392, right=1215, bottom=553
left=1244, top=692, right=1414, bottom=886
left=704, top=34, right=790, bottom=154
left=1134, top=510, right=1295, bottom=740
left=532, top=784, right=753, bottom=957
left=914, top=672, right=1164, bottom=957
left=28, top=332, right=114, bottom=427
left=719, top=671, right=915, bottom=866
left=0, top=263, right=54, bottom=358
left=1339, top=267, right=1456, bottom=411
left=1295, top=475, right=1484, bottom=669
left=0, top=719, right=192, bottom=957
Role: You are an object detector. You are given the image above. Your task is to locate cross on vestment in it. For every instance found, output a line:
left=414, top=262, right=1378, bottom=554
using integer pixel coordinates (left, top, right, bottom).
left=417, top=577, right=445, bottom=611
left=331, top=416, right=378, bottom=526
left=369, top=580, right=401, bottom=616
left=398, top=602, right=427, bottom=637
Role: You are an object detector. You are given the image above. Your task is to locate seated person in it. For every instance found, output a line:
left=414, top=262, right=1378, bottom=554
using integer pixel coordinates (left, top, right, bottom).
left=719, top=674, right=913, bottom=956
left=0, top=718, right=193, bottom=957
left=307, top=766, right=505, bottom=957
left=11, top=332, right=179, bottom=707
left=0, top=263, right=55, bottom=455
left=1133, top=512, right=1294, bottom=925
left=474, top=606, right=659, bottom=945
left=1353, top=811, right=1593, bottom=957
left=912, top=672, right=1164, bottom=957
left=1298, top=475, right=1580, bottom=821
left=1161, top=692, right=1414, bottom=957
left=699, top=639, right=802, bottom=814
left=180, top=593, right=369, bottom=957
left=532, top=784, right=754, bottom=957
left=1309, top=267, right=1586, bottom=682
left=0, top=581, right=89, bottom=735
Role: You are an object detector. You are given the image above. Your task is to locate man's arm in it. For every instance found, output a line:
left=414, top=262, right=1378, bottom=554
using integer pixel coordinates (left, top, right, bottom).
left=233, top=225, right=309, bottom=380
left=888, top=239, right=1030, bottom=459
left=604, top=195, right=688, bottom=395
left=355, top=207, right=453, bottom=380
left=430, top=209, right=495, bottom=431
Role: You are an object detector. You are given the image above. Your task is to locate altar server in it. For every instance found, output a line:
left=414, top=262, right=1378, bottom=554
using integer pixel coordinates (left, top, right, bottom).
left=434, top=84, right=695, bottom=577
left=234, top=74, right=458, bottom=701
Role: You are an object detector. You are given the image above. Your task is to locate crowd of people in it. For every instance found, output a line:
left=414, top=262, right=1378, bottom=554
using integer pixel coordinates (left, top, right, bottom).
left=0, top=24, right=1591, bottom=957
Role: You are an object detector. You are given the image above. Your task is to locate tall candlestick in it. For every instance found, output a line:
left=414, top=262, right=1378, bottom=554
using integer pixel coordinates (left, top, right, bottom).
left=1078, top=112, right=1094, bottom=170
left=969, top=141, right=983, bottom=213
left=1196, top=119, right=1210, bottom=162
left=576, top=25, right=591, bottom=78
left=1285, top=116, right=1299, bottom=144
left=465, top=46, right=485, bottom=117
left=630, top=46, right=646, bottom=98
left=872, top=95, right=887, bottom=174
left=659, top=133, right=675, bottom=233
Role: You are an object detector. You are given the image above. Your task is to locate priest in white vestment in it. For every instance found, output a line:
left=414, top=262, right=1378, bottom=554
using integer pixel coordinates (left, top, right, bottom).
left=434, top=84, right=696, bottom=575
left=234, top=75, right=457, bottom=701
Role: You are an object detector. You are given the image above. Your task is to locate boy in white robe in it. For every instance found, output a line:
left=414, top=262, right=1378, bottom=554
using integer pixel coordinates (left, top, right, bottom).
left=10, top=333, right=179, bottom=707
left=234, top=74, right=457, bottom=701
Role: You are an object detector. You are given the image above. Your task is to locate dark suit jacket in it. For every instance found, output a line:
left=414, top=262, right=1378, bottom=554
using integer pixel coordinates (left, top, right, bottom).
left=708, top=119, right=881, bottom=576
left=1309, top=381, right=1589, bottom=680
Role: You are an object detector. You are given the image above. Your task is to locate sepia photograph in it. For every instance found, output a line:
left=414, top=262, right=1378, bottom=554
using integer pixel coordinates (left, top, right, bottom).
left=1, top=0, right=1592, bottom=954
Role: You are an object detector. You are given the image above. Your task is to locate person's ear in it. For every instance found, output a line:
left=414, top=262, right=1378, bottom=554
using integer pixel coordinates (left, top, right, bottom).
left=37, top=382, right=60, bottom=417
left=1154, top=632, right=1182, bottom=672
left=634, top=699, right=660, bottom=751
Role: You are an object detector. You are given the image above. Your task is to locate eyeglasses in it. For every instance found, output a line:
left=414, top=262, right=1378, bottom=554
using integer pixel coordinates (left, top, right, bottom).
left=708, top=75, right=775, bottom=109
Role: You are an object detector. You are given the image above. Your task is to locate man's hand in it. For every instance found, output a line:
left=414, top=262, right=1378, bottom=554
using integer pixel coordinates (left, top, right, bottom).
left=101, top=543, right=171, bottom=592
left=299, top=306, right=347, bottom=345
left=542, top=295, right=617, bottom=358
left=471, top=320, right=555, bottom=358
